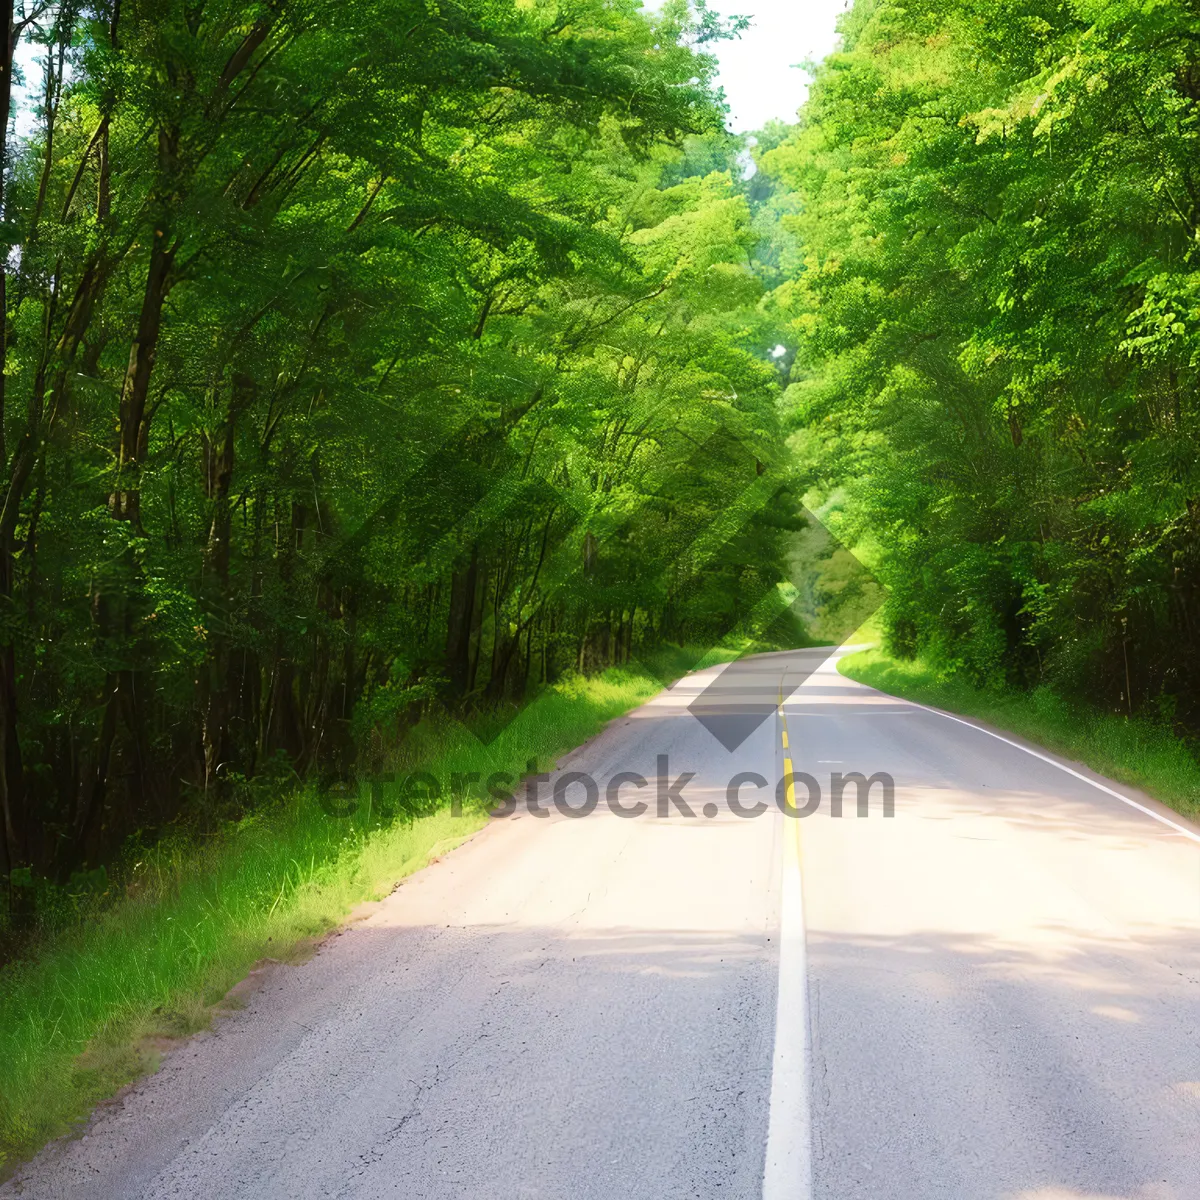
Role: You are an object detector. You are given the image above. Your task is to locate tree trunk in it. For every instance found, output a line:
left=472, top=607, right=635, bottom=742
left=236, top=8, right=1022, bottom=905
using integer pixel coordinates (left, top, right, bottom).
left=445, top=547, right=478, bottom=699
left=200, top=373, right=254, bottom=792
left=111, top=227, right=175, bottom=523
left=0, top=1, right=23, bottom=915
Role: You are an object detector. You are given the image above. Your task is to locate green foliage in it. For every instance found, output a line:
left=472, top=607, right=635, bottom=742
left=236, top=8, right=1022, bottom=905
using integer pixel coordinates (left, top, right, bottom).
left=0, top=0, right=801, bottom=919
left=0, top=657, right=682, bottom=1170
left=766, top=0, right=1200, bottom=726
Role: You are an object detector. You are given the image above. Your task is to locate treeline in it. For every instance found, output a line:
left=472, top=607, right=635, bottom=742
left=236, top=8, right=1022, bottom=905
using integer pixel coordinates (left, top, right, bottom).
left=0, top=0, right=799, bottom=915
left=764, top=0, right=1200, bottom=728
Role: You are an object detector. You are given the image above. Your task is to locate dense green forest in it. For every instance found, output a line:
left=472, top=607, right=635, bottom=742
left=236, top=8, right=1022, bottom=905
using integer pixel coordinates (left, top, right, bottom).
left=7, top=0, right=1200, bottom=1172
left=764, top=0, right=1200, bottom=730
left=8, top=0, right=1200, bottom=933
left=0, top=0, right=807, bottom=928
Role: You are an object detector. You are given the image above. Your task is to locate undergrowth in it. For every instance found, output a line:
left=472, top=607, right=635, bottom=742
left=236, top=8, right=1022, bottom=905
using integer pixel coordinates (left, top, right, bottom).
left=0, top=648, right=735, bottom=1171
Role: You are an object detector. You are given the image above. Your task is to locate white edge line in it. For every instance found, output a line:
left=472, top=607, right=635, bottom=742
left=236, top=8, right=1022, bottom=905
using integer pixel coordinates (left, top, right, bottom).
left=901, top=696, right=1200, bottom=846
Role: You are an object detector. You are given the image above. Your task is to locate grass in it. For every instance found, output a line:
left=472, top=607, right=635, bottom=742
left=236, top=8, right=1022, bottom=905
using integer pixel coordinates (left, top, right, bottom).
left=0, top=650, right=722, bottom=1173
left=838, top=648, right=1200, bottom=822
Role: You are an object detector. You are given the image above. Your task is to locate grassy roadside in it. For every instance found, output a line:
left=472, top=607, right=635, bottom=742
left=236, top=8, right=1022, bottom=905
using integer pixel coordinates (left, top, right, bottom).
left=838, top=648, right=1200, bottom=822
left=0, top=646, right=734, bottom=1173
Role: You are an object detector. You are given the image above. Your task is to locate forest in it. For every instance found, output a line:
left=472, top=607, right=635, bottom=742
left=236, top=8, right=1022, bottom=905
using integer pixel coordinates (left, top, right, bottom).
left=0, top=0, right=811, bottom=928
left=6, top=0, right=1200, bottom=1174
left=766, top=0, right=1200, bottom=731
left=5, top=0, right=1200, bottom=933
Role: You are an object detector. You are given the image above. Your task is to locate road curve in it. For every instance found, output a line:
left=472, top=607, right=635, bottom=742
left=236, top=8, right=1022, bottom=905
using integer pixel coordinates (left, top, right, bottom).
left=3, top=648, right=1198, bottom=1199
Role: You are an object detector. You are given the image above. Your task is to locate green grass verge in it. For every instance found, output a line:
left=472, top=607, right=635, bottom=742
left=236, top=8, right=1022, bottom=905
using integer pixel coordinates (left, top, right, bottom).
left=0, top=653, right=711, bottom=1173
left=838, top=648, right=1200, bottom=822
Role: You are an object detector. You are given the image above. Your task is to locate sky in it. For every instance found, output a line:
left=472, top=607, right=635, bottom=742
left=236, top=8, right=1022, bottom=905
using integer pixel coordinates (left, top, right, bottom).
left=710, top=0, right=850, bottom=133
left=7, top=4, right=847, bottom=142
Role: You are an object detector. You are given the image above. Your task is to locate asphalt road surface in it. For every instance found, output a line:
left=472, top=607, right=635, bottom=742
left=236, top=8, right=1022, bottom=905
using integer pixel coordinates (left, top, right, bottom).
left=4, top=648, right=1199, bottom=1200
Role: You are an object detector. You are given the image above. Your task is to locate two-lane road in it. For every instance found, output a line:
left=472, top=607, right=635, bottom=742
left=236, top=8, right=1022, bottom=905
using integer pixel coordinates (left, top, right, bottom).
left=5, top=649, right=1199, bottom=1199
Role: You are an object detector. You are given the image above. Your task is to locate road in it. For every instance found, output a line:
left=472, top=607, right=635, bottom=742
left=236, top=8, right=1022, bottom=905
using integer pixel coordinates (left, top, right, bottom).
left=4, top=648, right=1199, bottom=1199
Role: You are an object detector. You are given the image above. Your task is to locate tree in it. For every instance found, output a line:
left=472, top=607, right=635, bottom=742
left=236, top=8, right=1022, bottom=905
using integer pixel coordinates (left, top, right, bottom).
left=767, top=0, right=1200, bottom=725
left=0, top=0, right=797, bottom=926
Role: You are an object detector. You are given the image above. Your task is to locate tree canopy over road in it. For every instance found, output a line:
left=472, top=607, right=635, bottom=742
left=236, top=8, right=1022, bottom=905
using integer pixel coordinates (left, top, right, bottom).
left=6, top=0, right=1200, bottom=935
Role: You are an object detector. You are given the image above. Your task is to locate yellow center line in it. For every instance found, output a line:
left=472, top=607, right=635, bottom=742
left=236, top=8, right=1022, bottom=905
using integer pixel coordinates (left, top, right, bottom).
left=766, top=667, right=813, bottom=1198
left=779, top=674, right=799, bottom=825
